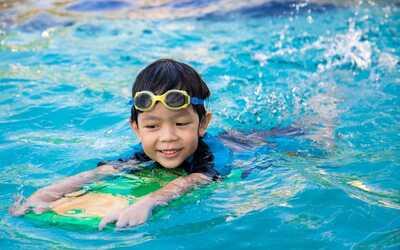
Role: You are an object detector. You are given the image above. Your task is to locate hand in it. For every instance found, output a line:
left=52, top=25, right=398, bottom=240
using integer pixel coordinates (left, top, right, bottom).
left=9, top=190, right=61, bottom=216
left=10, top=194, right=50, bottom=216
left=98, top=196, right=157, bottom=230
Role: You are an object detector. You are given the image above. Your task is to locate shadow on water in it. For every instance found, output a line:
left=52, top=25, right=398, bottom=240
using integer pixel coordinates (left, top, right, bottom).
left=198, top=0, right=338, bottom=21
left=2, top=0, right=396, bottom=33
left=66, top=0, right=131, bottom=12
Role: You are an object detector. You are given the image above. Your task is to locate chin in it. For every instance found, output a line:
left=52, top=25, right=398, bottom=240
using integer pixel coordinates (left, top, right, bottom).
left=158, top=159, right=184, bottom=169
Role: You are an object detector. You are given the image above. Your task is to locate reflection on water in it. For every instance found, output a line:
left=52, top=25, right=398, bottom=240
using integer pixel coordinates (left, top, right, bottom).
left=0, top=0, right=399, bottom=249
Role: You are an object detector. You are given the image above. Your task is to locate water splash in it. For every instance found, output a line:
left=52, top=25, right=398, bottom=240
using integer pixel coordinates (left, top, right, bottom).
left=322, top=21, right=372, bottom=71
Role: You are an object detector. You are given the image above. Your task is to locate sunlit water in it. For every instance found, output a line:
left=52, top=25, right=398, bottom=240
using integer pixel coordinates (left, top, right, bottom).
left=0, top=0, right=399, bottom=249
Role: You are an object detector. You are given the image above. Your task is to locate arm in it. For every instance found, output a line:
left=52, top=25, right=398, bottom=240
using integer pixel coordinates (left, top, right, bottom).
left=98, top=172, right=212, bottom=230
left=10, top=164, right=119, bottom=216
left=147, top=172, right=211, bottom=204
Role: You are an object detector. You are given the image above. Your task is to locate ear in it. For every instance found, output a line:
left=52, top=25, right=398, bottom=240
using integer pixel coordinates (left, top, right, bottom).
left=198, top=112, right=212, bottom=137
left=130, top=121, right=141, bottom=140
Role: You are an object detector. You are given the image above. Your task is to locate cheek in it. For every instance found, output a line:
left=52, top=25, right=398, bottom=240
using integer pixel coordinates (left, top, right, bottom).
left=184, top=130, right=199, bottom=153
left=181, top=126, right=198, bottom=139
left=139, top=132, right=157, bottom=150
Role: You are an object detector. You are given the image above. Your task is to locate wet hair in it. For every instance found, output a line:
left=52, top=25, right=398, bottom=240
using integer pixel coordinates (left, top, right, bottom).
left=130, top=59, right=210, bottom=123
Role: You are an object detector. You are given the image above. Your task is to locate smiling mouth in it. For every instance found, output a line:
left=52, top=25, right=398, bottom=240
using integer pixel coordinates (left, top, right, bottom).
left=157, top=148, right=183, bottom=158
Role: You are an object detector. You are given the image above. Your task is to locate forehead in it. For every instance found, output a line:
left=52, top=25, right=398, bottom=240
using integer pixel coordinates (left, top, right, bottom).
left=138, top=103, right=197, bottom=121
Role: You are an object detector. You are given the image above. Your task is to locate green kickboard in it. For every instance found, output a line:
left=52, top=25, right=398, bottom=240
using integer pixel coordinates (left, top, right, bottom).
left=24, top=167, right=187, bottom=230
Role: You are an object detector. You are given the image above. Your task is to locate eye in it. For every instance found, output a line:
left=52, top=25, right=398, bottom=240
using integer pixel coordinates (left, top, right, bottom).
left=176, top=122, right=190, bottom=126
left=144, top=124, right=158, bottom=129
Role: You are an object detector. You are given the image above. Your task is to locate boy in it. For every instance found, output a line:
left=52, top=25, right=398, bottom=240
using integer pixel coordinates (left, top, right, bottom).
left=10, top=59, right=230, bottom=230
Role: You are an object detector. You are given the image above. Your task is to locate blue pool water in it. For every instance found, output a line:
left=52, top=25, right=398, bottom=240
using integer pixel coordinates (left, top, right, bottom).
left=1, top=0, right=399, bottom=249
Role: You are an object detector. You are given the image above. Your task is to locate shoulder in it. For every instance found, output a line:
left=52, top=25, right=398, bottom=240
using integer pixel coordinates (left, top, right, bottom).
left=199, top=133, right=233, bottom=177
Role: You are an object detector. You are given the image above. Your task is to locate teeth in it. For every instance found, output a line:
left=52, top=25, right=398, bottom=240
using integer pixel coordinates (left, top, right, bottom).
left=159, top=149, right=180, bottom=154
left=162, top=150, right=177, bottom=153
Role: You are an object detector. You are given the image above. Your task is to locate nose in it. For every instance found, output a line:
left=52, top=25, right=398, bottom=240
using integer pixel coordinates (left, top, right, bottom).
left=159, top=124, right=179, bottom=142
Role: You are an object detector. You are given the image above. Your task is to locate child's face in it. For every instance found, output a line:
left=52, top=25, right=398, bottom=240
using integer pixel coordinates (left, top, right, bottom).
left=131, top=103, right=211, bottom=169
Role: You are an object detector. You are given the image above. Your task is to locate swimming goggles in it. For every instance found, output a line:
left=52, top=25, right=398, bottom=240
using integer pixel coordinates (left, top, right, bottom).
left=131, top=89, right=205, bottom=111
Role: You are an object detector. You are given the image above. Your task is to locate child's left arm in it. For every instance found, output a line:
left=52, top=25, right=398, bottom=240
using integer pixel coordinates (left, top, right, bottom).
left=98, top=172, right=211, bottom=230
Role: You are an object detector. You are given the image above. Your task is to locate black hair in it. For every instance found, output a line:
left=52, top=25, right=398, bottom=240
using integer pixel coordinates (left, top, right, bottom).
left=130, top=59, right=210, bottom=123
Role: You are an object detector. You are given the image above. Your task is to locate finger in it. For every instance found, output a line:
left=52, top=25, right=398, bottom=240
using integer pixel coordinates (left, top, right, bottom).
left=98, top=213, right=118, bottom=231
left=9, top=202, right=30, bottom=216
left=115, top=210, right=134, bottom=228
left=128, top=218, right=143, bottom=227
left=115, top=216, right=129, bottom=228
left=9, top=195, right=28, bottom=216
